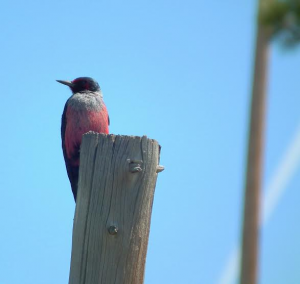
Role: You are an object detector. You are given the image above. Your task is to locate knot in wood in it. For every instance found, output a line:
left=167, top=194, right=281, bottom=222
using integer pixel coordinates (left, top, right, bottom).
left=108, top=225, right=118, bottom=235
left=127, top=159, right=143, bottom=173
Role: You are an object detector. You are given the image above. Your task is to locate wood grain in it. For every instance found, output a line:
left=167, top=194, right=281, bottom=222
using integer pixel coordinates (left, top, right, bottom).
left=69, top=133, right=161, bottom=284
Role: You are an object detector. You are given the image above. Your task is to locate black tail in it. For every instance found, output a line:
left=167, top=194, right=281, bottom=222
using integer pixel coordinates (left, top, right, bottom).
left=69, top=165, right=79, bottom=201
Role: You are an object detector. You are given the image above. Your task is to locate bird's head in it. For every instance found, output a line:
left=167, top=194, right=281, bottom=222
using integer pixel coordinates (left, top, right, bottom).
left=56, top=77, right=100, bottom=93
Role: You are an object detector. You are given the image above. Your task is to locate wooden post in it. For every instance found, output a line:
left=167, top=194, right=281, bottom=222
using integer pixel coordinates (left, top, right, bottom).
left=69, top=133, right=163, bottom=284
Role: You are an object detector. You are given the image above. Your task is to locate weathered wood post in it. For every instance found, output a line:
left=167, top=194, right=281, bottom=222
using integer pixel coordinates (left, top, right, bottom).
left=69, top=132, right=163, bottom=284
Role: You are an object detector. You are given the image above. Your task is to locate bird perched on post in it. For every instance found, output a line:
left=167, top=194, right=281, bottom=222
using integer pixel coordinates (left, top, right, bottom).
left=57, top=77, right=109, bottom=201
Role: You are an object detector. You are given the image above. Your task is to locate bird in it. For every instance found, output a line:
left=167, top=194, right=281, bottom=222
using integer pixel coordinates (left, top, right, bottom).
left=57, top=77, right=109, bottom=201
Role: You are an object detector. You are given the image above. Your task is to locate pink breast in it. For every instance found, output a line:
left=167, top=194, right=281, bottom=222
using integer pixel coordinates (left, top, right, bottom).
left=64, top=106, right=109, bottom=166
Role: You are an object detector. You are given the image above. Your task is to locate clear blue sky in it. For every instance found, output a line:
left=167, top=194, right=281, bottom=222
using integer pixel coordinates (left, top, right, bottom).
left=1, top=0, right=300, bottom=283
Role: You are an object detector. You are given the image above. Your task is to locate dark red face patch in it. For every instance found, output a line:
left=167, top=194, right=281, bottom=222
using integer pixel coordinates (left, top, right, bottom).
left=72, top=78, right=90, bottom=90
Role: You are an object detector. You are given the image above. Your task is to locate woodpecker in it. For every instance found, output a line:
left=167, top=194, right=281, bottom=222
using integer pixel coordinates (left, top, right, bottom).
left=57, top=77, right=109, bottom=201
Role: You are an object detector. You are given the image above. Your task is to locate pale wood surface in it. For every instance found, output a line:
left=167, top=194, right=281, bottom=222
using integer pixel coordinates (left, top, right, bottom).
left=69, top=133, right=161, bottom=284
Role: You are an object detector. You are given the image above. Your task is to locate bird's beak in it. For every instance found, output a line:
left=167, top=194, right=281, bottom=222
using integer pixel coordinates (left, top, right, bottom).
left=56, top=80, right=74, bottom=87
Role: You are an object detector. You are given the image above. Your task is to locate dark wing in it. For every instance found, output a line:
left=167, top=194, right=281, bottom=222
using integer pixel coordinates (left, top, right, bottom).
left=61, top=101, right=78, bottom=201
left=61, top=102, right=68, bottom=159
left=108, top=114, right=110, bottom=126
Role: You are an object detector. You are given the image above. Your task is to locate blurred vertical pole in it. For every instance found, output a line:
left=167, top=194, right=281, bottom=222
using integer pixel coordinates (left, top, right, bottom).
left=240, top=1, right=271, bottom=284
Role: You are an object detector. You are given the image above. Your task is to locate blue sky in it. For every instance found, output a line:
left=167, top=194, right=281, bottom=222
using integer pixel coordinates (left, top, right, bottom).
left=1, top=0, right=300, bottom=283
